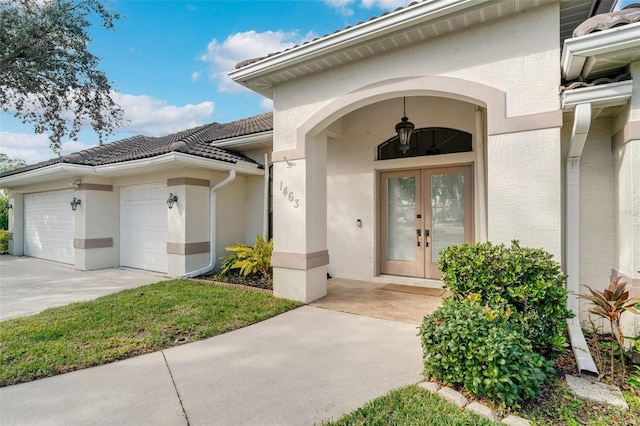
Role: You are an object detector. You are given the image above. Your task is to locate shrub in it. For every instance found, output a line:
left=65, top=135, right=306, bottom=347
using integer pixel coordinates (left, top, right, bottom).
left=439, top=241, right=572, bottom=358
left=0, top=230, right=8, bottom=253
left=419, top=297, right=554, bottom=407
left=218, top=235, right=273, bottom=280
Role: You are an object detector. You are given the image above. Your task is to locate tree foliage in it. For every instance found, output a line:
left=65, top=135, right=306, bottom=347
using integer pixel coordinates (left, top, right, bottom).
left=0, top=0, right=124, bottom=153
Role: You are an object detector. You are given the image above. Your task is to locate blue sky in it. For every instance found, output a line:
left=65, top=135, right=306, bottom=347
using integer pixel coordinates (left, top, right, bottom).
left=1, top=0, right=408, bottom=164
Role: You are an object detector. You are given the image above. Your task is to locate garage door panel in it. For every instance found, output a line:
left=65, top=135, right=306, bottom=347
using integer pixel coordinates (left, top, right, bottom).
left=121, top=183, right=168, bottom=273
left=24, top=189, right=75, bottom=264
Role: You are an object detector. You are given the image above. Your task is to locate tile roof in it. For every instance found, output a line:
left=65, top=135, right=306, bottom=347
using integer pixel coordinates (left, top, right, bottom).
left=573, top=6, right=640, bottom=37
left=560, top=72, right=631, bottom=92
left=0, top=112, right=273, bottom=178
left=235, top=2, right=421, bottom=70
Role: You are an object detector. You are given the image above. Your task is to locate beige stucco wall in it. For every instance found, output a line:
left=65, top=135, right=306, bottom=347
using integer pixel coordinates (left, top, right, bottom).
left=4, top=163, right=266, bottom=277
left=270, top=3, right=562, bottom=294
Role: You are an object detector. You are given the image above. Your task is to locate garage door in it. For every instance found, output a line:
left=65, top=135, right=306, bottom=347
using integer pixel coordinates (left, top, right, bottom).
left=121, top=183, right=168, bottom=273
left=24, top=189, right=75, bottom=264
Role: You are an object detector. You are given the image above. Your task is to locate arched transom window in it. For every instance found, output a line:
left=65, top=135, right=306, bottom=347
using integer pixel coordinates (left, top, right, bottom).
left=377, top=127, right=472, bottom=160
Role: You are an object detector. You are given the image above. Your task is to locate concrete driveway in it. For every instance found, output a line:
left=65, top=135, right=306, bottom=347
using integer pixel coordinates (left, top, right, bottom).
left=0, top=255, right=169, bottom=320
left=0, top=306, right=424, bottom=426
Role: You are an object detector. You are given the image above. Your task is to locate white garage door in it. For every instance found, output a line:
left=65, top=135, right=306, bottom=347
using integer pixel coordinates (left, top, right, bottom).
left=24, top=189, right=75, bottom=264
left=121, top=183, right=168, bottom=273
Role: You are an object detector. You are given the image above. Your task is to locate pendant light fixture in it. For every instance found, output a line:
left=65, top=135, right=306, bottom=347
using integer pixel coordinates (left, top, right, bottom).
left=395, top=97, right=414, bottom=154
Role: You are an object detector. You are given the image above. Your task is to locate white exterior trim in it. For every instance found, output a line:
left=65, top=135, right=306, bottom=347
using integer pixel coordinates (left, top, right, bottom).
left=0, top=152, right=263, bottom=188
left=561, top=80, right=633, bottom=110
left=561, top=22, right=640, bottom=80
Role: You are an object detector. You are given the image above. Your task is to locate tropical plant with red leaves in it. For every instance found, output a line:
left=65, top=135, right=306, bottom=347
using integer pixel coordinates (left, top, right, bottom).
left=580, top=276, right=640, bottom=380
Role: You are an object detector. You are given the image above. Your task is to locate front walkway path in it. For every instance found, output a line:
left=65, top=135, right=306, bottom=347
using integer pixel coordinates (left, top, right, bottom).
left=0, top=306, right=424, bottom=426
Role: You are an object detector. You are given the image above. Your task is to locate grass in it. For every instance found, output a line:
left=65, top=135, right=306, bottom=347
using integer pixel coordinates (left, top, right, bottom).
left=0, top=279, right=302, bottom=387
left=321, top=385, right=499, bottom=425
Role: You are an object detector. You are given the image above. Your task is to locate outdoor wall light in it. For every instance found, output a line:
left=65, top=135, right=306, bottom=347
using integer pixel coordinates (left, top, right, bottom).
left=3, top=204, right=12, bottom=211
left=395, top=97, right=414, bottom=154
left=166, top=193, right=178, bottom=209
left=70, top=197, right=81, bottom=211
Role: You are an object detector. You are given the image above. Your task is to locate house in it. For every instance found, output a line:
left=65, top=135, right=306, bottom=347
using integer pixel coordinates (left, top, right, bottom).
left=1, top=0, right=639, bottom=340
left=0, top=113, right=273, bottom=277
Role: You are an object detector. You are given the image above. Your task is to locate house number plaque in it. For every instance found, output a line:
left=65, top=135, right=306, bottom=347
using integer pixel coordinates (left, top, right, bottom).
left=279, top=181, right=300, bottom=208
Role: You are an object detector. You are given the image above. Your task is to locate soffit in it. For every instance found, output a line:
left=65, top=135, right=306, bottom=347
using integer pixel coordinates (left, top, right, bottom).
left=231, top=0, right=557, bottom=98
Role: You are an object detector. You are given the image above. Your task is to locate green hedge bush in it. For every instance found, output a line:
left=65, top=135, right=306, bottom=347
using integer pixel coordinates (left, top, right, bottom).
left=0, top=230, right=8, bottom=253
left=439, top=241, right=572, bottom=358
left=419, top=297, right=554, bottom=407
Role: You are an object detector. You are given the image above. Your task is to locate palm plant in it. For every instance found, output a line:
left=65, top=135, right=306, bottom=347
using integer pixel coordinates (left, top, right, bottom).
left=219, top=235, right=273, bottom=280
left=580, top=277, right=640, bottom=380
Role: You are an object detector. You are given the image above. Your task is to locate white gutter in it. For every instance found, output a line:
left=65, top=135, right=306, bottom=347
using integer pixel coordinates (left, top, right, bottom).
left=0, top=152, right=263, bottom=188
left=562, top=80, right=633, bottom=110
left=182, top=170, right=237, bottom=278
left=561, top=22, right=640, bottom=80
left=263, top=153, right=270, bottom=239
left=565, top=103, right=599, bottom=379
left=212, top=131, right=273, bottom=150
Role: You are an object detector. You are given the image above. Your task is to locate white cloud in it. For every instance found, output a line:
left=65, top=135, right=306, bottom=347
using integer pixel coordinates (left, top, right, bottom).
left=361, top=0, right=408, bottom=10
left=0, top=93, right=216, bottom=164
left=0, top=132, right=86, bottom=164
left=200, top=30, right=311, bottom=94
left=191, top=71, right=201, bottom=82
left=323, top=0, right=356, bottom=16
left=259, top=98, right=273, bottom=112
left=113, top=93, right=215, bottom=136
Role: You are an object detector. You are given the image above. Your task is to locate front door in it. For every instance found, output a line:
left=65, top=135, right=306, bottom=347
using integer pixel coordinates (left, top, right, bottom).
left=380, top=165, right=472, bottom=279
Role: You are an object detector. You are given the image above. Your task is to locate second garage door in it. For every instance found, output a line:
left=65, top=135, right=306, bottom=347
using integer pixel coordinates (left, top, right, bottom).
left=24, top=189, right=75, bottom=264
left=121, top=183, right=168, bottom=273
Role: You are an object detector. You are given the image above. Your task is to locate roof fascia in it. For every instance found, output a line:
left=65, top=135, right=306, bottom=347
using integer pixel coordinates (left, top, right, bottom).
left=212, top=130, right=273, bottom=149
left=561, top=22, right=640, bottom=80
left=0, top=153, right=264, bottom=188
left=0, top=163, right=93, bottom=187
left=229, top=0, right=491, bottom=95
left=93, top=152, right=264, bottom=176
left=561, top=80, right=633, bottom=110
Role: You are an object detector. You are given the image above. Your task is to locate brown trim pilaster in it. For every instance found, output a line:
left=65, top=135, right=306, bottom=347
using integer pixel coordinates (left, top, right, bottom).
left=167, top=178, right=210, bottom=187
left=271, top=250, right=330, bottom=270
left=166, top=241, right=211, bottom=255
left=73, top=238, right=113, bottom=249
left=7, top=232, right=13, bottom=241
left=76, top=184, right=113, bottom=192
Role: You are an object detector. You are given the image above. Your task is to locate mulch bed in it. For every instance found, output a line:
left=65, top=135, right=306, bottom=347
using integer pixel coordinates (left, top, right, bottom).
left=193, top=273, right=273, bottom=293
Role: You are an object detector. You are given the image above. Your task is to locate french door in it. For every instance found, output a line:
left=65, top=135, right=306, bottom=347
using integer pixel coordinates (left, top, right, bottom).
left=380, top=165, right=472, bottom=278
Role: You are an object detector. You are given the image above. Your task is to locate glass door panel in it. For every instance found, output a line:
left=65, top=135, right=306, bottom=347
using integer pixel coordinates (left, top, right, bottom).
left=380, top=170, right=423, bottom=277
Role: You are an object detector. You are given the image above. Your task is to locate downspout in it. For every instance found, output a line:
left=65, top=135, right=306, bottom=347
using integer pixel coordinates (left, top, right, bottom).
left=565, top=103, right=599, bottom=378
left=263, top=153, right=270, bottom=239
left=181, top=170, right=237, bottom=278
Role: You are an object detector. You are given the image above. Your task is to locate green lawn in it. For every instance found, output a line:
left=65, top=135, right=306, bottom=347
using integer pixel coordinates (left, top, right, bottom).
left=0, top=279, right=302, bottom=387
left=321, top=385, right=499, bottom=426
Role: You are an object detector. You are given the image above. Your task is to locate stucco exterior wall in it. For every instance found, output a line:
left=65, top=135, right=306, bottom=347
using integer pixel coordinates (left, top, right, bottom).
left=4, top=166, right=265, bottom=277
left=326, top=98, right=477, bottom=280
left=269, top=3, right=562, bottom=292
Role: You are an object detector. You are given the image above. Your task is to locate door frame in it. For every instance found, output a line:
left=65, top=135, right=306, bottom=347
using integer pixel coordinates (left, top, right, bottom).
left=378, top=164, right=474, bottom=279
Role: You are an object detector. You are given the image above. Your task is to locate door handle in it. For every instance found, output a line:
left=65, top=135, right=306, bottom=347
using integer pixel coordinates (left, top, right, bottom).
left=424, top=229, right=430, bottom=247
left=416, top=229, right=421, bottom=247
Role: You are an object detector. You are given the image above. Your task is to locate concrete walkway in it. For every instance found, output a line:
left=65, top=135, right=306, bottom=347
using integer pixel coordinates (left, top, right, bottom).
left=0, top=256, right=169, bottom=320
left=0, top=306, right=424, bottom=426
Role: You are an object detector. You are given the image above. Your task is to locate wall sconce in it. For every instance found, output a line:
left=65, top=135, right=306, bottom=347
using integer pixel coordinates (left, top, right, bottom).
left=70, top=197, right=81, bottom=211
left=3, top=204, right=12, bottom=212
left=166, top=193, right=178, bottom=209
left=395, top=97, right=415, bottom=154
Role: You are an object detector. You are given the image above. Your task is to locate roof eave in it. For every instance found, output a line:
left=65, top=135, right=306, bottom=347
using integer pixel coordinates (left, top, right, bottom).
left=211, top=130, right=273, bottom=150
left=229, top=0, right=492, bottom=97
left=561, top=22, right=640, bottom=80
left=561, top=79, right=633, bottom=110
left=0, top=153, right=264, bottom=188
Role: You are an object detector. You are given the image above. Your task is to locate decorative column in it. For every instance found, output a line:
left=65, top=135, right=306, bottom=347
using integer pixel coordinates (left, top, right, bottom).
left=271, top=133, right=329, bottom=303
